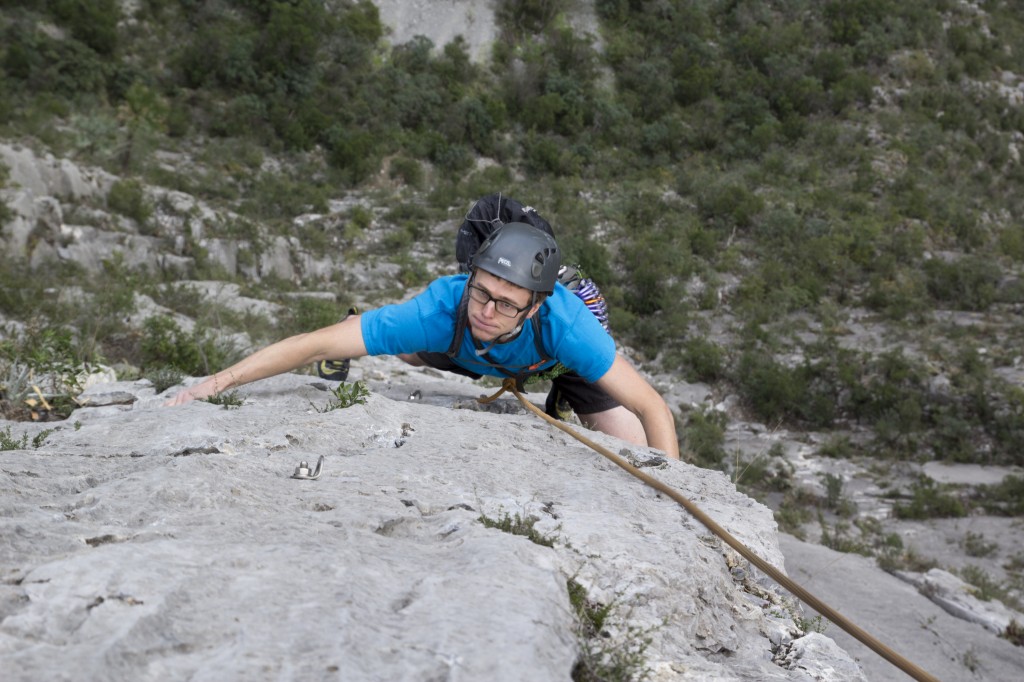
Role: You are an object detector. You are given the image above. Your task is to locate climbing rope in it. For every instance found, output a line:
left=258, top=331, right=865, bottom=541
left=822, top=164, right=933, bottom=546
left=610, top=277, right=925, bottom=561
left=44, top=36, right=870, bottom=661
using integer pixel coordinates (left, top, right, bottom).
left=481, top=378, right=941, bottom=682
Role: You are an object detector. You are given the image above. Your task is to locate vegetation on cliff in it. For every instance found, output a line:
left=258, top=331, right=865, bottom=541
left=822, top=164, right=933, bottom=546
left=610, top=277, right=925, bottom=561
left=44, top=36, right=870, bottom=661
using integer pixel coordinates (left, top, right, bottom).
left=2, top=0, right=1024, bottom=467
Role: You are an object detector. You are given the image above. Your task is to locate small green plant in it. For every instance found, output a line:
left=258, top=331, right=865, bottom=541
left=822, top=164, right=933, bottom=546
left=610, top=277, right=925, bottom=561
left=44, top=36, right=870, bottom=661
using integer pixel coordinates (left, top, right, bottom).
left=961, top=646, right=981, bottom=672
left=958, top=565, right=1021, bottom=610
left=891, top=477, right=967, bottom=520
left=877, top=546, right=938, bottom=574
left=568, top=579, right=652, bottom=682
left=567, top=580, right=614, bottom=636
left=816, top=435, right=859, bottom=459
left=973, top=475, right=1024, bottom=516
left=819, top=520, right=872, bottom=556
left=795, top=614, right=828, bottom=635
left=32, top=428, right=54, bottom=448
left=734, top=445, right=793, bottom=493
left=312, top=380, right=370, bottom=412
left=774, top=489, right=817, bottom=537
left=821, top=473, right=844, bottom=509
left=145, top=367, right=184, bottom=394
left=204, top=391, right=243, bottom=409
left=0, top=426, right=28, bottom=450
left=478, top=511, right=554, bottom=548
left=961, top=531, right=999, bottom=558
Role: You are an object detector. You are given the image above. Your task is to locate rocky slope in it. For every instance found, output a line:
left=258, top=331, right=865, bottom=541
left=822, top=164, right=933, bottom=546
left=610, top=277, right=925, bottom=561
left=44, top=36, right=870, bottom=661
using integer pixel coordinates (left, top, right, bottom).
left=4, top=360, right=864, bottom=681
left=2, top=130, right=1024, bottom=675
left=3, top=2, right=1024, bottom=679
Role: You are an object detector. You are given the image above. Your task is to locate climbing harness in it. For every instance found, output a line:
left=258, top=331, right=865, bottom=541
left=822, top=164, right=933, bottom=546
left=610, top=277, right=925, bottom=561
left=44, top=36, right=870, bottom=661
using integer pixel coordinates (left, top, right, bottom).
left=481, top=378, right=942, bottom=682
left=291, top=455, right=324, bottom=480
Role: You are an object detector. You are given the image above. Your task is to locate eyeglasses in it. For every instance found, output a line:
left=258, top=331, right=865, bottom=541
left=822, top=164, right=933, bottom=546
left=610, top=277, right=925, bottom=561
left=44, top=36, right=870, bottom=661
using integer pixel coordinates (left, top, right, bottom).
left=467, top=284, right=532, bottom=318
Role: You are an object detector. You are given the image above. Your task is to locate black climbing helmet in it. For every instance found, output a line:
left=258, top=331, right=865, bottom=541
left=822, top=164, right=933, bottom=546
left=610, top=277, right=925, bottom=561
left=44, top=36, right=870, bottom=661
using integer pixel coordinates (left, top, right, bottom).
left=471, top=222, right=561, bottom=294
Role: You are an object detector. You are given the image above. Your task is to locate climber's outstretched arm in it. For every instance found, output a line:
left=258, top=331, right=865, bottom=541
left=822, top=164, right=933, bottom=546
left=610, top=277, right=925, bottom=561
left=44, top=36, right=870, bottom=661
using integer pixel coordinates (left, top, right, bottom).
left=164, top=315, right=366, bottom=405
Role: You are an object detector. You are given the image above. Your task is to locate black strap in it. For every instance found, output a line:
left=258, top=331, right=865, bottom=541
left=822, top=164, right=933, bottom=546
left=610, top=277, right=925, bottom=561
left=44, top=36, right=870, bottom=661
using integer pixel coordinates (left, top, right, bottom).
left=445, top=285, right=472, bottom=357
left=470, top=317, right=551, bottom=391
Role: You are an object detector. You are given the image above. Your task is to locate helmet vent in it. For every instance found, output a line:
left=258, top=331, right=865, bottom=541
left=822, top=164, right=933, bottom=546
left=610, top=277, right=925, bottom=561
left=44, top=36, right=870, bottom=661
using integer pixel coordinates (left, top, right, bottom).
left=532, top=248, right=554, bottom=277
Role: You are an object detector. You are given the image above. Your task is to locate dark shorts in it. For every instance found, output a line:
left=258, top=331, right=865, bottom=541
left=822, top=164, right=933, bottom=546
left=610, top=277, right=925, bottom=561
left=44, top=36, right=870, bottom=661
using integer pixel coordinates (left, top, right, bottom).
left=415, top=352, right=620, bottom=418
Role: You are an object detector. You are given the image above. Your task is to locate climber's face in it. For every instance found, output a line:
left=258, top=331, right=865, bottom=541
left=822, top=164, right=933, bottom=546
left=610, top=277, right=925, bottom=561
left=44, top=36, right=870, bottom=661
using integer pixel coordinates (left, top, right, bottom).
left=466, top=270, right=539, bottom=342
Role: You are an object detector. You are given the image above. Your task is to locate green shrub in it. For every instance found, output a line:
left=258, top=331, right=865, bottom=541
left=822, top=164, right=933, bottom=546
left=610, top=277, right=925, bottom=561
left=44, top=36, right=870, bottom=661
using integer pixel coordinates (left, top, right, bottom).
left=877, top=546, right=939, bottom=574
left=733, top=351, right=807, bottom=424
left=973, top=475, right=1024, bottom=516
left=337, top=0, right=384, bottom=42
left=567, top=577, right=651, bottom=682
left=52, top=0, right=121, bottom=56
left=682, top=407, right=728, bottom=469
left=3, top=27, right=109, bottom=97
left=0, top=162, right=12, bottom=225
left=677, top=337, right=726, bottom=383
left=734, top=443, right=793, bottom=493
left=325, top=127, right=379, bottom=184
left=140, top=316, right=238, bottom=377
left=1, top=326, right=84, bottom=388
left=851, top=349, right=928, bottom=437
left=892, top=477, right=968, bottom=520
left=239, top=172, right=328, bottom=220
left=774, top=489, right=817, bottom=536
left=281, top=297, right=348, bottom=335
left=388, top=156, right=424, bottom=188
left=923, top=256, right=1001, bottom=311
left=959, top=565, right=1019, bottom=609
left=618, top=236, right=688, bottom=315
left=0, top=426, right=29, bottom=451
left=816, top=435, right=860, bottom=459
left=998, top=226, right=1024, bottom=261
left=961, top=531, right=999, bottom=558
left=864, top=271, right=930, bottom=320
left=696, top=181, right=764, bottom=231
left=396, top=253, right=431, bottom=288
left=107, top=179, right=152, bottom=225
left=820, top=521, right=872, bottom=555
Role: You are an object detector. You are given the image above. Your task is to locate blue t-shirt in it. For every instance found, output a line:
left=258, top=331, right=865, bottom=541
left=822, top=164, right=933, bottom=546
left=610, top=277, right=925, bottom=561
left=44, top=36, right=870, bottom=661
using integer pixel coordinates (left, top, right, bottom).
left=361, top=275, right=616, bottom=383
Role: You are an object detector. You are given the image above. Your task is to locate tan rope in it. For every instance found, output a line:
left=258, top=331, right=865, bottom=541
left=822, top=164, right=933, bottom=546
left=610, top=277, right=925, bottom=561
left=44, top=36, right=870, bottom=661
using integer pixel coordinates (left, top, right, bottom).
left=483, top=379, right=941, bottom=682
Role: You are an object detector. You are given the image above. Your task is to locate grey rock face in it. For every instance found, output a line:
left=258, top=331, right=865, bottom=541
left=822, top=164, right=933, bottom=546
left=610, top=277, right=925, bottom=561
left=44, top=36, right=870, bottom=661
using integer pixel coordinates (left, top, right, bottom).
left=1, top=369, right=864, bottom=681
left=896, top=568, right=1024, bottom=634
left=779, top=534, right=1024, bottom=682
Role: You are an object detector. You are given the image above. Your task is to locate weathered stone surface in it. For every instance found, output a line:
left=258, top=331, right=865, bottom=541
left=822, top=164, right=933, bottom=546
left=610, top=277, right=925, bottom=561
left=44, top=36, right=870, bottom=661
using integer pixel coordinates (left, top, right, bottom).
left=0, top=143, right=115, bottom=201
left=896, top=568, right=1024, bottom=634
left=1, top=363, right=865, bottom=681
left=780, top=534, right=1024, bottom=682
left=373, top=0, right=601, bottom=63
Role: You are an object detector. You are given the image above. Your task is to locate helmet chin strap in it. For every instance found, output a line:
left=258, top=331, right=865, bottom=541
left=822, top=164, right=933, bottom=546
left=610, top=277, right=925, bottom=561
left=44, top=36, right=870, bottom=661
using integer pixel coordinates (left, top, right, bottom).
left=474, top=320, right=525, bottom=355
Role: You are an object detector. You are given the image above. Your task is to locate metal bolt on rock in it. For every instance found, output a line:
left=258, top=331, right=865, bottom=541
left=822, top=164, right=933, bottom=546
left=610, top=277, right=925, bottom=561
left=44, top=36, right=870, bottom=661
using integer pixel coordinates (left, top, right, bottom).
left=291, top=455, right=324, bottom=480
